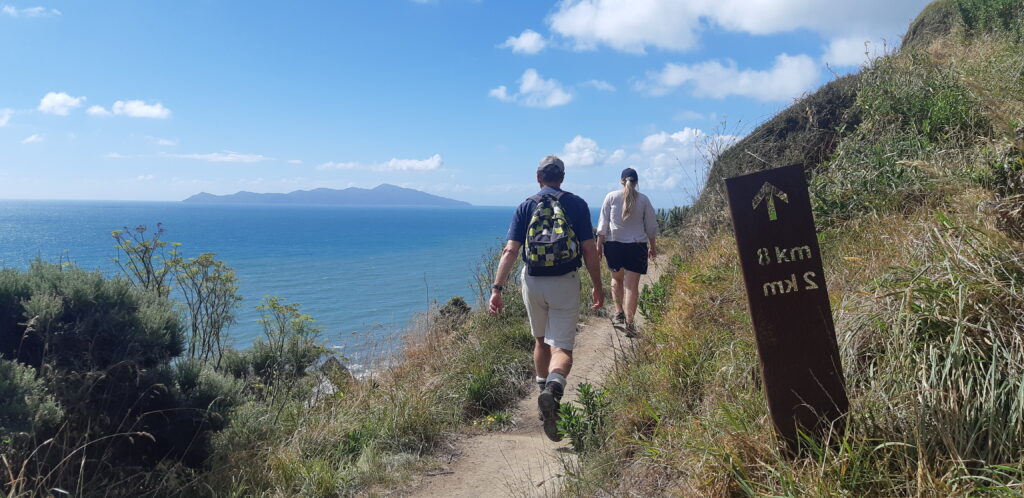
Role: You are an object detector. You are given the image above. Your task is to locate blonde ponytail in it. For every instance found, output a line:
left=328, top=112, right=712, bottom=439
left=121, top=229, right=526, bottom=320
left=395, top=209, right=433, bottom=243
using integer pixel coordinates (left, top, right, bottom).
left=622, top=178, right=637, bottom=220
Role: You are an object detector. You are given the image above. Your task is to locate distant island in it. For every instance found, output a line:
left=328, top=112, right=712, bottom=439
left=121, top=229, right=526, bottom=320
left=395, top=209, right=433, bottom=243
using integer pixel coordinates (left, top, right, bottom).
left=183, top=184, right=471, bottom=206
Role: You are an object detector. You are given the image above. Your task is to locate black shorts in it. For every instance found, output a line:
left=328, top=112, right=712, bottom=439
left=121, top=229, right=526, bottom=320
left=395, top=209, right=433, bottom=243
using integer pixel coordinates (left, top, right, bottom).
left=604, top=241, right=648, bottom=274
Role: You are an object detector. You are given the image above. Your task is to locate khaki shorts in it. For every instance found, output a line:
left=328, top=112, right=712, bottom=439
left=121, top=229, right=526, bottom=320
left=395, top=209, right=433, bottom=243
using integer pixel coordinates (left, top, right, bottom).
left=521, top=268, right=580, bottom=351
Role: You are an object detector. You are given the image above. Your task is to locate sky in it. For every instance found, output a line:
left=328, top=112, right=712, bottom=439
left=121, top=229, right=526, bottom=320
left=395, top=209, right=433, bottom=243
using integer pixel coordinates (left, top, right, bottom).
left=0, top=0, right=932, bottom=208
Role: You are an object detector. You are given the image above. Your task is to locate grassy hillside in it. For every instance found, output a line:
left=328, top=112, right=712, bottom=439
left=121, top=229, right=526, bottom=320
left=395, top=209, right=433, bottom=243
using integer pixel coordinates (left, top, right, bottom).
left=563, top=1, right=1024, bottom=495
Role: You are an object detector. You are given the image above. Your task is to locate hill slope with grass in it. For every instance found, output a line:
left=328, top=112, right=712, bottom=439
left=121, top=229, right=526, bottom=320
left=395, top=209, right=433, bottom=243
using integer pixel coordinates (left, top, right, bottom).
left=562, top=1, right=1024, bottom=495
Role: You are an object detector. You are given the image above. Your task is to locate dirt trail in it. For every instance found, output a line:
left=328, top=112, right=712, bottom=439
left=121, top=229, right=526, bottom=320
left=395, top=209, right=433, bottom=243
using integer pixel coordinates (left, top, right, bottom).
left=409, top=266, right=664, bottom=498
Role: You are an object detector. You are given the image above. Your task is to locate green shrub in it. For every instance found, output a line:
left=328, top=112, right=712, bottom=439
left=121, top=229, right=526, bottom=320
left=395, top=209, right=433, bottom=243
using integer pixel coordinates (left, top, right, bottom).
left=251, top=297, right=327, bottom=387
left=811, top=138, right=937, bottom=227
left=638, top=254, right=682, bottom=324
left=0, top=262, right=231, bottom=493
left=958, top=0, right=1024, bottom=38
left=980, top=146, right=1024, bottom=198
left=0, top=262, right=184, bottom=370
left=810, top=49, right=990, bottom=227
left=438, top=296, right=470, bottom=321
left=0, top=358, right=62, bottom=437
left=174, top=358, right=244, bottom=428
left=856, top=52, right=988, bottom=144
left=458, top=324, right=531, bottom=417
left=219, top=347, right=252, bottom=380
left=657, top=206, right=691, bottom=235
left=557, top=383, right=610, bottom=454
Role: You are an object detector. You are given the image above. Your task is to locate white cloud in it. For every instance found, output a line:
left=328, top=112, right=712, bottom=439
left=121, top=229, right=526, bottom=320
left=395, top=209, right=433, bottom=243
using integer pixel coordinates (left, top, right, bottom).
left=557, top=135, right=627, bottom=168
left=170, top=151, right=271, bottom=163
left=500, top=29, right=548, bottom=54
left=822, top=35, right=889, bottom=67
left=489, top=69, right=573, bottom=108
left=582, top=79, right=616, bottom=91
left=88, top=101, right=172, bottom=119
left=21, top=134, right=43, bottom=144
left=112, top=100, right=171, bottom=119
left=637, top=53, right=820, bottom=102
left=635, top=127, right=739, bottom=191
left=105, top=152, right=130, bottom=159
left=0, top=108, right=11, bottom=127
left=555, top=128, right=737, bottom=193
left=549, top=0, right=704, bottom=53
left=1, top=5, right=60, bottom=17
left=546, top=0, right=929, bottom=54
left=288, top=159, right=303, bottom=165
left=38, top=92, right=85, bottom=116
left=375, top=154, right=443, bottom=172
left=561, top=135, right=603, bottom=167
left=136, top=175, right=155, bottom=181
left=488, top=85, right=512, bottom=102
left=316, top=154, right=443, bottom=172
left=86, top=105, right=111, bottom=117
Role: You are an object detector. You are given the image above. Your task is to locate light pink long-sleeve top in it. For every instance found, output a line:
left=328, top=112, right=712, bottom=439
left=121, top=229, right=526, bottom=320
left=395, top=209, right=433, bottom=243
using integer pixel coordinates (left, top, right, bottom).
left=596, top=189, right=659, bottom=243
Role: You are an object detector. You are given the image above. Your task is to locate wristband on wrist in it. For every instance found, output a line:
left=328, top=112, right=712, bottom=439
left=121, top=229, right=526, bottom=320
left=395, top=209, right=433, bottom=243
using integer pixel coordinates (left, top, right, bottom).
left=491, top=284, right=504, bottom=292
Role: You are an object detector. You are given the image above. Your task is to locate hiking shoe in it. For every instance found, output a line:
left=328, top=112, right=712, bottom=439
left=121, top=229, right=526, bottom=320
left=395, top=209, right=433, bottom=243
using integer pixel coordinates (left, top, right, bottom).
left=612, top=311, right=626, bottom=325
left=625, top=322, right=639, bottom=338
left=538, top=384, right=563, bottom=442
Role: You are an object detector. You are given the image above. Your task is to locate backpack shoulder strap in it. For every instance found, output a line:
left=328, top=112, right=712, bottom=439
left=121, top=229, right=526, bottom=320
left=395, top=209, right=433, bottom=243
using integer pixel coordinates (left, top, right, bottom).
left=530, top=190, right=567, bottom=203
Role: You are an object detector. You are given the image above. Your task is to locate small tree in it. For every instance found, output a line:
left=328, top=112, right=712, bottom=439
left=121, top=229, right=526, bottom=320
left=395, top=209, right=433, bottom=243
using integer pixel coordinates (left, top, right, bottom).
left=113, top=225, right=241, bottom=369
left=111, top=223, right=179, bottom=298
left=255, top=297, right=325, bottom=386
left=175, top=253, right=242, bottom=368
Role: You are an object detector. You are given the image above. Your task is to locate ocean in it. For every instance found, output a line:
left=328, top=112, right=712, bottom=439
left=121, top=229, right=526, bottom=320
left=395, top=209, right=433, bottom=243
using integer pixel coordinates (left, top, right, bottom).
left=0, top=200, right=559, bottom=362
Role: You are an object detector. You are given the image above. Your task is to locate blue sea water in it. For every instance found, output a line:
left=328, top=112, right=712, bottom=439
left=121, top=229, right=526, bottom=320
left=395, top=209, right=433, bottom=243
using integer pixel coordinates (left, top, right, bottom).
left=0, top=200, right=553, bottom=361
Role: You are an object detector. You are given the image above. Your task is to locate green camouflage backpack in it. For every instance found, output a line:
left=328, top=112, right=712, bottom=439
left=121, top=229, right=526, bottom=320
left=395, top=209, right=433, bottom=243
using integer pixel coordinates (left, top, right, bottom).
left=525, top=191, right=580, bottom=268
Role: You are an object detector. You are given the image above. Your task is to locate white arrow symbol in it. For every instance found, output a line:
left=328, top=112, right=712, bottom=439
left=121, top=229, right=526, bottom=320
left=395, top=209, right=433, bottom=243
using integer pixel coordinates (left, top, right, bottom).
left=752, top=182, right=788, bottom=221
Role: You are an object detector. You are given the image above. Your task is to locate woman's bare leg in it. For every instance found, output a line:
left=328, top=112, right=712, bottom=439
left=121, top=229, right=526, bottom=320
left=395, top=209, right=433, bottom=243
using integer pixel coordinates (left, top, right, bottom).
left=611, top=268, right=625, bottom=315
left=623, top=270, right=642, bottom=324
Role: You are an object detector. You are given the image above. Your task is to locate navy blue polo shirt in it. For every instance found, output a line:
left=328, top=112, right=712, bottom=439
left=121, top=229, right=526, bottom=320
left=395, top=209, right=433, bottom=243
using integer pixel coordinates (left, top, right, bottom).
left=506, top=186, right=594, bottom=276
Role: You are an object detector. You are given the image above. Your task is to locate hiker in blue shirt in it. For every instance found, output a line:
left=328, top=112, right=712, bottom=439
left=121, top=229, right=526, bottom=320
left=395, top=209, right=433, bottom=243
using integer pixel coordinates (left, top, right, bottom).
left=488, top=155, right=605, bottom=442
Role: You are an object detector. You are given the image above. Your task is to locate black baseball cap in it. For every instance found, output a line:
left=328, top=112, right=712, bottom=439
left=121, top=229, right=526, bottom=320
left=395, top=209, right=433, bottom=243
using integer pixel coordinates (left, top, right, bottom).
left=537, top=155, right=565, bottom=180
left=621, top=167, right=638, bottom=181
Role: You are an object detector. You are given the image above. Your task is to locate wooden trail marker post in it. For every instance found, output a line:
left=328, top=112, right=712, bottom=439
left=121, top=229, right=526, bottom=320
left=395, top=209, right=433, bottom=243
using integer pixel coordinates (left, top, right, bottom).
left=725, top=164, right=849, bottom=453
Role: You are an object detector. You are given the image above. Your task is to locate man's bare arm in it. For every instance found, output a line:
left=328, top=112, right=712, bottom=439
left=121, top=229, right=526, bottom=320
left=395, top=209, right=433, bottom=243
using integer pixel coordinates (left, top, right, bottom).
left=581, top=239, right=605, bottom=310
left=488, top=240, right=522, bottom=315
